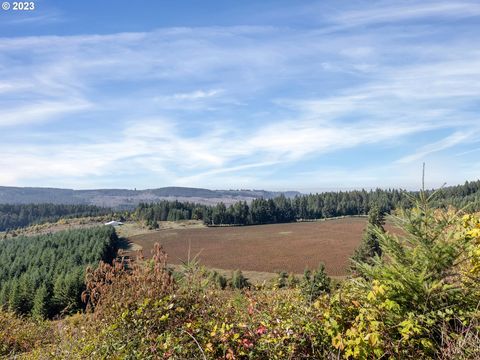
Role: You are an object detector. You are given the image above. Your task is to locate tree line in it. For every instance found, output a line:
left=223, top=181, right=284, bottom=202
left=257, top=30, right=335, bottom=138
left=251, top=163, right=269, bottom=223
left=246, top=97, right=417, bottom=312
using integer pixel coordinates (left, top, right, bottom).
left=0, top=226, right=119, bottom=318
left=2, top=180, right=480, bottom=231
left=134, top=180, right=480, bottom=226
left=0, top=203, right=113, bottom=232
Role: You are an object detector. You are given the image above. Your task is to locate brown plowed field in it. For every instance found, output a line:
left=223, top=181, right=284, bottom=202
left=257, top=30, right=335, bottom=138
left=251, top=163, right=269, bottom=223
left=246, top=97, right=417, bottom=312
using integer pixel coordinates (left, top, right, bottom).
left=127, top=218, right=387, bottom=276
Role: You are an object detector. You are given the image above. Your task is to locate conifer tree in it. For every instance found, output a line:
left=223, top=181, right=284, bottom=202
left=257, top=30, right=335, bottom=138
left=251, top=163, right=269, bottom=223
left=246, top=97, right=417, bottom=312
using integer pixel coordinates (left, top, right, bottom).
left=230, top=270, right=249, bottom=289
left=277, top=271, right=288, bottom=288
left=343, top=191, right=480, bottom=356
left=32, top=284, right=50, bottom=319
left=352, top=205, right=385, bottom=266
left=301, top=263, right=331, bottom=301
left=0, top=281, right=10, bottom=307
left=8, top=281, right=22, bottom=314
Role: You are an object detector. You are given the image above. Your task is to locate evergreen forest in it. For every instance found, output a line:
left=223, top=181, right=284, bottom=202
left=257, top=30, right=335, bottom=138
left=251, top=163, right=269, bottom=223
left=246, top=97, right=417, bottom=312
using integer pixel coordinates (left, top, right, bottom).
left=0, top=203, right=113, bottom=231
left=0, top=226, right=119, bottom=318
left=134, top=180, right=480, bottom=226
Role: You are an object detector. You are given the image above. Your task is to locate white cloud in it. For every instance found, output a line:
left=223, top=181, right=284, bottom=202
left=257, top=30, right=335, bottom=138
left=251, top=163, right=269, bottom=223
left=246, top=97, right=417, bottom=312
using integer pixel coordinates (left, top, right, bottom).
left=332, top=1, right=480, bottom=27
left=172, top=89, right=222, bottom=100
left=1, top=6, right=480, bottom=189
left=397, top=132, right=473, bottom=164
left=0, top=99, right=91, bottom=127
left=152, top=89, right=225, bottom=110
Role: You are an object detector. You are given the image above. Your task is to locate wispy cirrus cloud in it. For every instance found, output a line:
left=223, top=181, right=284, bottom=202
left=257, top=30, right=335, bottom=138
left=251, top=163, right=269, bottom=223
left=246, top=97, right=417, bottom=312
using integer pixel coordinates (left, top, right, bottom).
left=0, top=5, right=65, bottom=26
left=0, top=99, right=91, bottom=127
left=170, top=89, right=223, bottom=100
left=397, top=132, right=474, bottom=164
left=1, top=1, right=480, bottom=189
left=332, top=1, right=480, bottom=27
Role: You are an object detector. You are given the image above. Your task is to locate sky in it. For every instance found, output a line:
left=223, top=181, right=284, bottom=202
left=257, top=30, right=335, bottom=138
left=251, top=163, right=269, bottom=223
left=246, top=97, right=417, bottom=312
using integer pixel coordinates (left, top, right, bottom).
left=0, top=0, right=479, bottom=192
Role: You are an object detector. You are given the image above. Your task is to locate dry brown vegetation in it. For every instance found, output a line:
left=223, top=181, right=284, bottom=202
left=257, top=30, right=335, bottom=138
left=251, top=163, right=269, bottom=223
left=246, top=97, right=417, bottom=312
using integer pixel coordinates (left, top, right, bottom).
left=127, top=217, right=392, bottom=276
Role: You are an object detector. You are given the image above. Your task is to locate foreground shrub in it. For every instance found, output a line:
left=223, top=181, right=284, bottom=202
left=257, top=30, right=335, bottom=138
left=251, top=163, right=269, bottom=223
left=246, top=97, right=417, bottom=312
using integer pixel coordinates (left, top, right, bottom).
left=326, top=194, right=480, bottom=358
left=0, top=311, right=54, bottom=357
left=439, top=318, right=480, bottom=360
left=82, top=243, right=174, bottom=321
left=75, top=245, right=333, bottom=359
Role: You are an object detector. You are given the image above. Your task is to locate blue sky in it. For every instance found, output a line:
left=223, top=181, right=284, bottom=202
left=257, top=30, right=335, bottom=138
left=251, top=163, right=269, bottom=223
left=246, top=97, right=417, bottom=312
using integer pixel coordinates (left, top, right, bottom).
left=0, top=1, right=479, bottom=191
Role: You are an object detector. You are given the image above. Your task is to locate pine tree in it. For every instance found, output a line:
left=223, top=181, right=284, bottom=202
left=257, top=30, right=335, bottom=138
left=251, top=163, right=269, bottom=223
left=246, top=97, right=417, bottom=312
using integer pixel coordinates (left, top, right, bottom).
left=348, top=191, right=480, bottom=354
left=0, top=281, right=10, bottom=307
left=277, top=271, right=288, bottom=288
left=301, top=264, right=331, bottom=301
left=209, top=271, right=227, bottom=289
left=8, top=280, right=22, bottom=314
left=368, top=204, right=385, bottom=228
left=32, top=284, right=50, bottom=319
left=230, top=270, right=250, bottom=289
left=352, top=205, right=385, bottom=266
left=18, top=274, right=34, bottom=314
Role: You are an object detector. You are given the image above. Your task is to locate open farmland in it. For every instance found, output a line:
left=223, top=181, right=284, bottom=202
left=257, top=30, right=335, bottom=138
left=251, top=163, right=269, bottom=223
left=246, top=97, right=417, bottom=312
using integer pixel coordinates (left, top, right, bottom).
left=127, top=217, right=391, bottom=276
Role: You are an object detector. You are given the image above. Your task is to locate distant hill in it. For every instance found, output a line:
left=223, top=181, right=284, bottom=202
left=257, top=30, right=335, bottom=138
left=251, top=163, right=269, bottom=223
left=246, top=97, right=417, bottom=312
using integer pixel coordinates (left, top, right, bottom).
left=0, top=186, right=301, bottom=209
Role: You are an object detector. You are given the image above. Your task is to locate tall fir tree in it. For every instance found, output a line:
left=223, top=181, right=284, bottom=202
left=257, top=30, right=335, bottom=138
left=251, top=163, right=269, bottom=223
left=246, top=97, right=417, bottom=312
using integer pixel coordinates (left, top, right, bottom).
left=32, top=284, right=50, bottom=319
left=352, top=205, right=385, bottom=266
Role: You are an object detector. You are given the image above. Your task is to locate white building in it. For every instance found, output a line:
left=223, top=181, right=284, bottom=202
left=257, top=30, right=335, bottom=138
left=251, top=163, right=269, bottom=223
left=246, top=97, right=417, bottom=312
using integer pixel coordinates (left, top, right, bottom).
left=104, top=220, right=124, bottom=226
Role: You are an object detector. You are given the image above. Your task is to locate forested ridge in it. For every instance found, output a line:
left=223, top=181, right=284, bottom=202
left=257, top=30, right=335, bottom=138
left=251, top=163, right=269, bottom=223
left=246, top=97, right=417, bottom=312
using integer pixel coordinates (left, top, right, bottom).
left=135, top=179, right=480, bottom=226
left=0, top=226, right=118, bottom=318
left=0, top=203, right=113, bottom=231
left=0, top=186, right=300, bottom=208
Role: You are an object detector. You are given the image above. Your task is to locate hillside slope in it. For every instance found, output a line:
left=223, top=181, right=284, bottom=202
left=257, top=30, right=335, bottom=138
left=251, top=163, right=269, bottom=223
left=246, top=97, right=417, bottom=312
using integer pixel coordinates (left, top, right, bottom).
left=0, top=186, right=301, bottom=209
